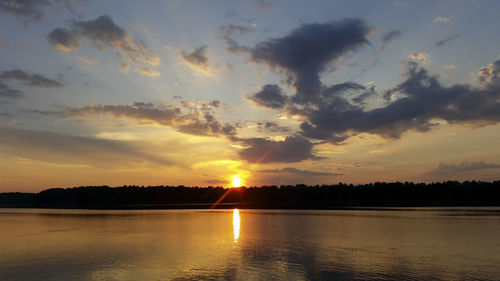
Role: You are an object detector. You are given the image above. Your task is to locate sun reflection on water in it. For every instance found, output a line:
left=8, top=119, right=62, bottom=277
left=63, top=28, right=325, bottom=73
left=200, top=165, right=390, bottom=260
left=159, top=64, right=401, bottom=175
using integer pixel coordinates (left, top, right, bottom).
left=233, top=208, right=240, bottom=242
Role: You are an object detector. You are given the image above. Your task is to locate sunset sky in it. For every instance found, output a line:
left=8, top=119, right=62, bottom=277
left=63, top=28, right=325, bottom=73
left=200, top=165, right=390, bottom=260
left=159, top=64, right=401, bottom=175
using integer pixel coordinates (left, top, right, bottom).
left=1, top=0, right=499, bottom=192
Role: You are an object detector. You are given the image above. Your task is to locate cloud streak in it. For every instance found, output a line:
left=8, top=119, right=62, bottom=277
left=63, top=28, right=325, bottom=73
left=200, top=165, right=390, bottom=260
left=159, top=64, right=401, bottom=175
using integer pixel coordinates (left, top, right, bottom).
left=435, top=34, right=459, bottom=47
left=428, top=161, right=500, bottom=175
left=0, top=69, right=62, bottom=88
left=0, top=127, right=173, bottom=168
left=0, top=69, right=62, bottom=100
left=35, top=101, right=236, bottom=138
left=380, top=30, right=402, bottom=51
left=260, top=167, right=340, bottom=177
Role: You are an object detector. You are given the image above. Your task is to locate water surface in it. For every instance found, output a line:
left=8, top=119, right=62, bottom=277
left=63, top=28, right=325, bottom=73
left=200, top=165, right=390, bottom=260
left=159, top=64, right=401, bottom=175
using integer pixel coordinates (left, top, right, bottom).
left=1, top=208, right=499, bottom=280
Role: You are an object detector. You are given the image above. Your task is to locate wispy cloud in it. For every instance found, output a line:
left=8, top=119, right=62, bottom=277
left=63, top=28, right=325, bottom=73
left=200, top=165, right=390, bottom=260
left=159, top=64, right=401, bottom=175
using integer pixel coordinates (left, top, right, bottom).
left=0, top=69, right=62, bottom=100
left=434, top=16, right=453, bottom=23
left=428, top=161, right=500, bottom=175
left=0, top=127, right=173, bottom=169
left=260, top=167, right=340, bottom=177
left=435, top=34, right=459, bottom=47
left=181, top=45, right=215, bottom=76
left=34, top=101, right=236, bottom=138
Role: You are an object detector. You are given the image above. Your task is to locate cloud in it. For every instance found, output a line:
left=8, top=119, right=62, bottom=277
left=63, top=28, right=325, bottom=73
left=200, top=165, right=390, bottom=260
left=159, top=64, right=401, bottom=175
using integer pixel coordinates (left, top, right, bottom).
left=218, top=24, right=253, bottom=55
left=0, top=82, right=22, bottom=100
left=250, top=19, right=371, bottom=104
left=47, top=27, right=82, bottom=52
left=478, top=59, right=500, bottom=84
left=428, top=161, right=500, bottom=175
left=299, top=60, right=500, bottom=142
left=260, top=167, right=339, bottom=177
left=434, top=16, right=453, bottom=23
left=181, top=45, right=213, bottom=75
left=35, top=102, right=237, bottom=138
left=0, top=0, right=48, bottom=22
left=0, top=69, right=62, bottom=88
left=380, top=30, right=402, bottom=51
left=135, top=67, right=160, bottom=77
left=408, top=52, right=430, bottom=64
left=0, top=69, right=62, bottom=100
left=48, top=15, right=160, bottom=74
left=238, top=136, right=318, bottom=163
left=0, top=127, right=173, bottom=168
left=1, top=0, right=84, bottom=24
left=247, top=84, right=289, bottom=109
left=76, top=55, right=98, bottom=65
left=255, top=121, right=291, bottom=134
left=252, top=0, right=272, bottom=9
left=435, top=34, right=459, bottom=47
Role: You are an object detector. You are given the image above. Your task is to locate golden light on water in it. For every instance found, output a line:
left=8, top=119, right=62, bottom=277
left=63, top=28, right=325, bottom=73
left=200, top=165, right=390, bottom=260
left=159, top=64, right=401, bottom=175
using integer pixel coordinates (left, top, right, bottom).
left=233, top=208, right=240, bottom=242
left=232, top=174, right=242, bottom=187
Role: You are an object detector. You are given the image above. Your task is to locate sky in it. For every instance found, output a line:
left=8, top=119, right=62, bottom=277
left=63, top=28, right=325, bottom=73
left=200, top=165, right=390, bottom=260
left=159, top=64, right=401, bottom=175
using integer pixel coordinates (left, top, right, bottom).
left=1, top=0, right=499, bottom=192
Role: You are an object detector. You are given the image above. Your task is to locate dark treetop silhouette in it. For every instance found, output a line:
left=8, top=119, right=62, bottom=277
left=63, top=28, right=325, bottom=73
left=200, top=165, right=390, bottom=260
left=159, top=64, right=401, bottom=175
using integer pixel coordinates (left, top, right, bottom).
left=1, top=181, right=499, bottom=209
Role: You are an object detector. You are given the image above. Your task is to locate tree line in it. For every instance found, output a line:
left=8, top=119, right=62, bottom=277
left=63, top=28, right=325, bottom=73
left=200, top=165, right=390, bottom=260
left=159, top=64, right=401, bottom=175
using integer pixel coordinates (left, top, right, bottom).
left=0, top=181, right=499, bottom=209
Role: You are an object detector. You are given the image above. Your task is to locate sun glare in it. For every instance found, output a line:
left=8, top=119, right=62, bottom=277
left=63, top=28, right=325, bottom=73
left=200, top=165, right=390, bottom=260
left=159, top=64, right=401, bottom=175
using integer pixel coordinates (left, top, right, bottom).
left=233, top=208, right=240, bottom=242
left=232, top=174, right=242, bottom=187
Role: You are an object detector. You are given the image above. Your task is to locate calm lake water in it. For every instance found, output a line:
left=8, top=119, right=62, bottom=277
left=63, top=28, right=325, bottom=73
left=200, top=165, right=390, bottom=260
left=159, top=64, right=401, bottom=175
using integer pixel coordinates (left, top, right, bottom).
left=1, top=208, right=499, bottom=281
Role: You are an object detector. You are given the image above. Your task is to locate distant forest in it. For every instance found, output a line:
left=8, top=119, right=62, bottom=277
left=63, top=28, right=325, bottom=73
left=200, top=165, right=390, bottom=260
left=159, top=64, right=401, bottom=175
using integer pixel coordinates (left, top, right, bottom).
left=1, top=181, right=499, bottom=209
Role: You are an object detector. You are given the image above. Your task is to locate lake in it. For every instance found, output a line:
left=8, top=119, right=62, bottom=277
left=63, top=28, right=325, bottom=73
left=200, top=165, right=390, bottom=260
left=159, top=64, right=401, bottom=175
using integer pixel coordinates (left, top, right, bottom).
left=1, top=208, right=499, bottom=280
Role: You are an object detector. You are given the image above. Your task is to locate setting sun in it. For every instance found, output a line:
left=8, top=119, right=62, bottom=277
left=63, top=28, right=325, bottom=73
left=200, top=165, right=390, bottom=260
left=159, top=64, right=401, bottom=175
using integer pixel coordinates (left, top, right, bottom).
left=232, top=174, right=243, bottom=187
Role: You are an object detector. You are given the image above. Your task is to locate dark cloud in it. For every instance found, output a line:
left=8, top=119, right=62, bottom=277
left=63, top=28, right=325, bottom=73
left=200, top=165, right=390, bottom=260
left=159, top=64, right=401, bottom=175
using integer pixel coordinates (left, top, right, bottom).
left=35, top=102, right=236, bottom=138
left=48, top=15, right=160, bottom=70
left=478, top=59, right=500, bottom=84
left=0, top=127, right=172, bottom=168
left=209, top=100, right=221, bottom=107
left=250, top=19, right=371, bottom=104
left=300, top=60, right=500, bottom=142
left=181, top=45, right=210, bottom=72
left=380, top=30, right=402, bottom=51
left=0, top=69, right=62, bottom=101
left=238, top=136, right=318, bottom=163
left=323, top=82, right=366, bottom=97
left=435, top=34, right=459, bottom=47
left=260, top=167, right=339, bottom=177
left=0, top=82, right=23, bottom=100
left=256, top=121, right=291, bottom=134
left=47, top=27, right=82, bottom=51
left=0, top=0, right=49, bottom=22
left=247, top=84, right=288, bottom=109
left=0, top=0, right=84, bottom=24
left=351, top=85, right=376, bottom=105
left=428, top=161, right=500, bottom=175
left=0, top=69, right=62, bottom=88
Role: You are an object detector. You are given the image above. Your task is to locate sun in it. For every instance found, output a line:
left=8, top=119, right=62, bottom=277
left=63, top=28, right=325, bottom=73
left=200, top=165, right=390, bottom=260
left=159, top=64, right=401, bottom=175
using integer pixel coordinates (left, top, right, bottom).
left=231, top=174, right=243, bottom=187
